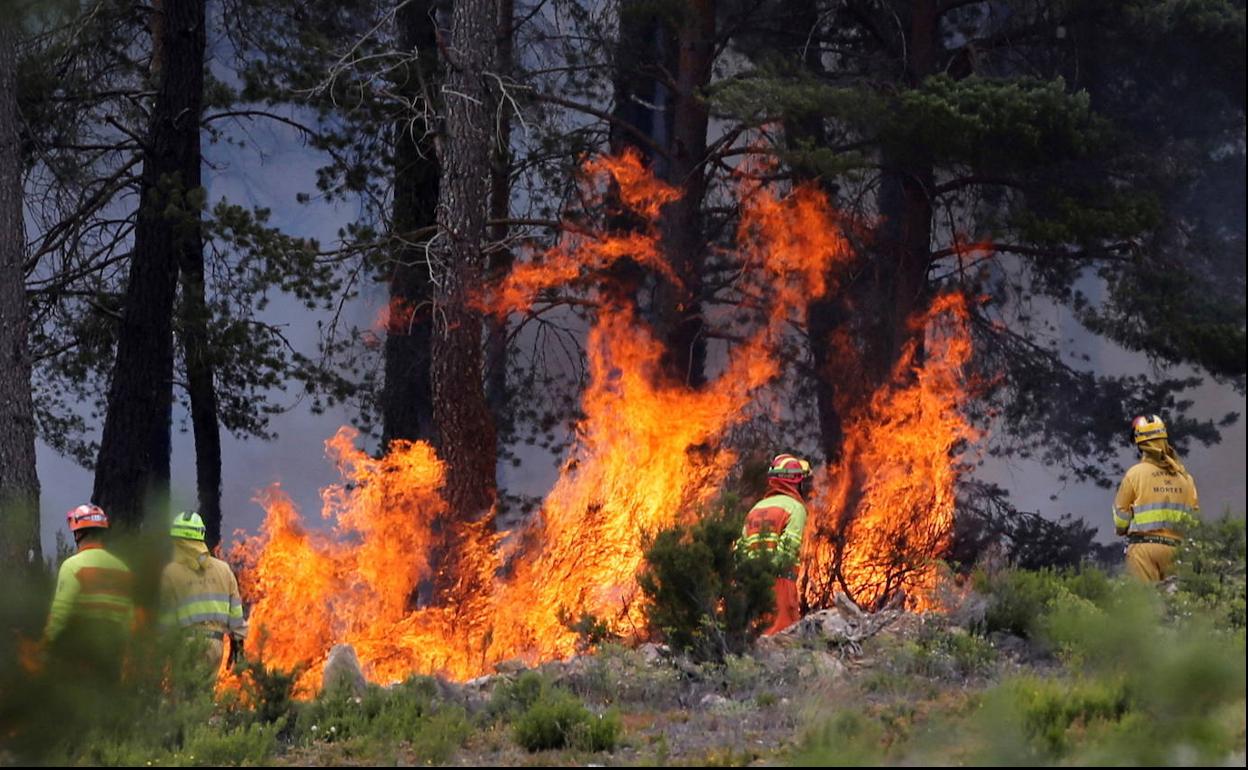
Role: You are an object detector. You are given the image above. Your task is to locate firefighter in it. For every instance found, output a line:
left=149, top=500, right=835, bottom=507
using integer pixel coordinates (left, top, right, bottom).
left=736, top=453, right=812, bottom=635
left=1113, top=414, right=1201, bottom=583
left=44, top=504, right=135, bottom=681
left=159, top=511, right=247, bottom=675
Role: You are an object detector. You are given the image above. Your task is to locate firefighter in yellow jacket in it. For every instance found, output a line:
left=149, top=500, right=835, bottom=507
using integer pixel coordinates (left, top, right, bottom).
left=736, top=453, right=812, bottom=635
left=1113, top=415, right=1200, bottom=582
left=159, top=511, right=247, bottom=673
left=44, top=504, right=135, bottom=681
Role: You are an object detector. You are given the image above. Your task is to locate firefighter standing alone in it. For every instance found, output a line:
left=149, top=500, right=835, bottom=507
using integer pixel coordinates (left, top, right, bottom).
left=159, top=511, right=248, bottom=674
left=1113, top=414, right=1201, bottom=582
left=736, top=453, right=812, bottom=635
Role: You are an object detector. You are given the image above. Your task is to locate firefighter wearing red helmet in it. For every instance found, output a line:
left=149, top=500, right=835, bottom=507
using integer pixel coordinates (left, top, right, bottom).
left=1113, top=415, right=1201, bottom=582
left=736, top=453, right=812, bottom=635
left=43, top=504, right=135, bottom=679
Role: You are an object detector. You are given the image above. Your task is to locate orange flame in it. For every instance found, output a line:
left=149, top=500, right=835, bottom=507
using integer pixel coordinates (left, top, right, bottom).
left=231, top=154, right=974, bottom=689
left=801, top=292, right=978, bottom=611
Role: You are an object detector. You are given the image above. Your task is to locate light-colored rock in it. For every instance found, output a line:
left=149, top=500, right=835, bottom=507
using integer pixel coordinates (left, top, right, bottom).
left=493, top=657, right=529, bottom=675
left=321, top=643, right=367, bottom=697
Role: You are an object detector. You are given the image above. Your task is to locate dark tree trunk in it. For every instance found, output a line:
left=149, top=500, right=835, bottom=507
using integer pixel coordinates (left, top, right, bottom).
left=653, top=0, right=714, bottom=387
left=484, top=0, right=514, bottom=427
left=431, top=0, right=498, bottom=521
left=784, top=0, right=848, bottom=464
left=864, top=0, right=938, bottom=386
left=382, top=0, right=439, bottom=450
left=0, top=21, right=41, bottom=569
left=93, top=0, right=205, bottom=530
left=602, top=3, right=670, bottom=306
left=179, top=237, right=219, bottom=547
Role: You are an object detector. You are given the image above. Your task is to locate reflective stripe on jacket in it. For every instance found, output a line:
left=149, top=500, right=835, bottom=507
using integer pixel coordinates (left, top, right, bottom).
left=736, top=493, right=808, bottom=571
left=45, top=543, right=135, bottom=642
left=160, top=539, right=247, bottom=639
left=1113, top=460, right=1200, bottom=540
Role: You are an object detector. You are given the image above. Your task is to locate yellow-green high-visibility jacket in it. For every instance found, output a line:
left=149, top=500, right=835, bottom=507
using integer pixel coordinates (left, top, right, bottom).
left=45, top=542, right=135, bottom=643
left=1113, top=460, right=1200, bottom=541
left=160, top=539, right=247, bottom=641
left=736, top=492, right=808, bottom=573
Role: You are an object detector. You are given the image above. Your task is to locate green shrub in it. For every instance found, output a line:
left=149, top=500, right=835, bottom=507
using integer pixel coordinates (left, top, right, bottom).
left=979, top=565, right=1112, bottom=640
left=489, top=669, right=547, bottom=717
left=638, top=496, right=779, bottom=662
left=893, top=627, right=997, bottom=679
left=294, top=674, right=469, bottom=762
left=1171, top=513, right=1246, bottom=630
left=511, top=686, right=620, bottom=753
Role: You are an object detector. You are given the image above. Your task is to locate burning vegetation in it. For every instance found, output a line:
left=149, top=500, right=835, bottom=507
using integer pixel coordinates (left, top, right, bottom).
left=229, top=152, right=978, bottom=692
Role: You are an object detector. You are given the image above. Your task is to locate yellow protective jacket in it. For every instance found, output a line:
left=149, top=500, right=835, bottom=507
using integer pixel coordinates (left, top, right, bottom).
left=159, top=539, right=247, bottom=641
left=1113, top=458, right=1200, bottom=541
left=736, top=492, right=809, bottom=573
left=45, top=542, right=135, bottom=644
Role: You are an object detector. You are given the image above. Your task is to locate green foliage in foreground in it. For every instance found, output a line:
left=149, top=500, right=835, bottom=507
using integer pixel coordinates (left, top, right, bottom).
left=797, top=515, right=1247, bottom=766
left=638, top=494, right=779, bottom=662
left=495, top=671, right=622, bottom=753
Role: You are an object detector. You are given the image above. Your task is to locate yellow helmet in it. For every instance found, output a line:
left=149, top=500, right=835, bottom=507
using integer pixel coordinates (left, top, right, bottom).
left=1131, top=414, right=1167, bottom=445
left=170, top=511, right=207, bottom=541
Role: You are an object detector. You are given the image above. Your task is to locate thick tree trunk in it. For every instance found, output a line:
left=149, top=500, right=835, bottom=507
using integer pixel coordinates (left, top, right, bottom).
left=865, top=0, right=937, bottom=386
left=0, top=21, right=41, bottom=569
left=431, top=0, right=498, bottom=521
left=484, top=0, right=514, bottom=427
left=653, top=0, right=714, bottom=387
left=93, top=0, right=205, bottom=529
left=382, top=0, right=439, bottom=450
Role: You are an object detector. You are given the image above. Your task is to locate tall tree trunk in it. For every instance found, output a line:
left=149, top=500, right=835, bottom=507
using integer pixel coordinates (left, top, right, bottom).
left=484, top=0, right=514, bottom=429
left=0, top=20, right=41, bottom=569
left=178, top=213, right=218, bottom=547
left=93, top=0, right=205, bottom=529
left=865, top=0, right=937, bottom=386
left=431, top=0, right=498, bottom=521
left=603, top=3, right=669, bottom=307
left=382, top=0, right=439, bottom=450
left=653, top=0, right=714, bottom=387
left=784, top=0, right=848, bottom=463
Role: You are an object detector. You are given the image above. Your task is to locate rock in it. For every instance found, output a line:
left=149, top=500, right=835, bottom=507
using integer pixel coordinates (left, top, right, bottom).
left=638, top=642, right=667, bottom=664
left=781, top=608, right=856, bottom=642
left=321, top=643, right=367, bottom=697
left=987, top=631, right=1030, bottom=660
left=493, top=657, right=529, bottom=675
left=699, top=693, right=732, bottom=708
left=796, top=650, right=847, bottom=680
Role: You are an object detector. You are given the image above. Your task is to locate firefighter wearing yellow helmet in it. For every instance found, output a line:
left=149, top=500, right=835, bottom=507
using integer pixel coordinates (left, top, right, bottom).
left=1113, top=415, right=1201, bottom=582
left=159, top=512, right=247, bottom=674
left=735, top=453, right=812, bottom=635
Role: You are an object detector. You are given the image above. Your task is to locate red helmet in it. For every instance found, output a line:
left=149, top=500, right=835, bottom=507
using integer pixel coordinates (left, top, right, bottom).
left=67, top=504, right=109, bottom=532
left=767, top=453, right=812, bottom=481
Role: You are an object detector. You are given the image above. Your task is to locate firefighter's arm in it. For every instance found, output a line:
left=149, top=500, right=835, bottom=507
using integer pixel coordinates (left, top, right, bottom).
left=43, top=563, right=81, bottom=642
left=1112, top=471, right=1136, bottom=536
left=780, top=504, right=808, bottom=568
left=227, top=570, right=248, bottom=643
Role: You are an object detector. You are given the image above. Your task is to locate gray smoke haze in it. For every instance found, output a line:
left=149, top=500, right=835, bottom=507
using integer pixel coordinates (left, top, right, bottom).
left=33, top=114, right=1247, bottom=559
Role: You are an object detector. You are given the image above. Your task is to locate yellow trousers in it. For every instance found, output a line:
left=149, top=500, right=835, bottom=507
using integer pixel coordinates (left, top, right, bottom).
left=1125, top=542, right=1177, bottom=583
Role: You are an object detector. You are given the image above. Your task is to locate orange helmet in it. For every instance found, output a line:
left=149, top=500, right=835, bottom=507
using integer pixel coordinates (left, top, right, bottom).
left=1131, top=414, right=1167, bottom=445
left=67, top=504, right=109, bottom=532
left=767, top=453, right=812, bottom=481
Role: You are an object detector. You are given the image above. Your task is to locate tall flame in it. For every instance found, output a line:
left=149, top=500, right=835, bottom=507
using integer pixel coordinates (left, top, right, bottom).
left=231, top=151, right=974, bottom=690
left=801, top=293, right=978, bottom=610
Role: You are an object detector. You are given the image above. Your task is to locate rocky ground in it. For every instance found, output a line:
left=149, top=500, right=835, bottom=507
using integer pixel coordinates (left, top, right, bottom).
left=285, top=591, right=1037, bottom=766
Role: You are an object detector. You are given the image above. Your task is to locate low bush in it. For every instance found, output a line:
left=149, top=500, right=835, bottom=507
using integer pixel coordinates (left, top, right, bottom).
left=511, top=685, right=621, bottom=753
left=638, top=495, right=779, bottom=662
